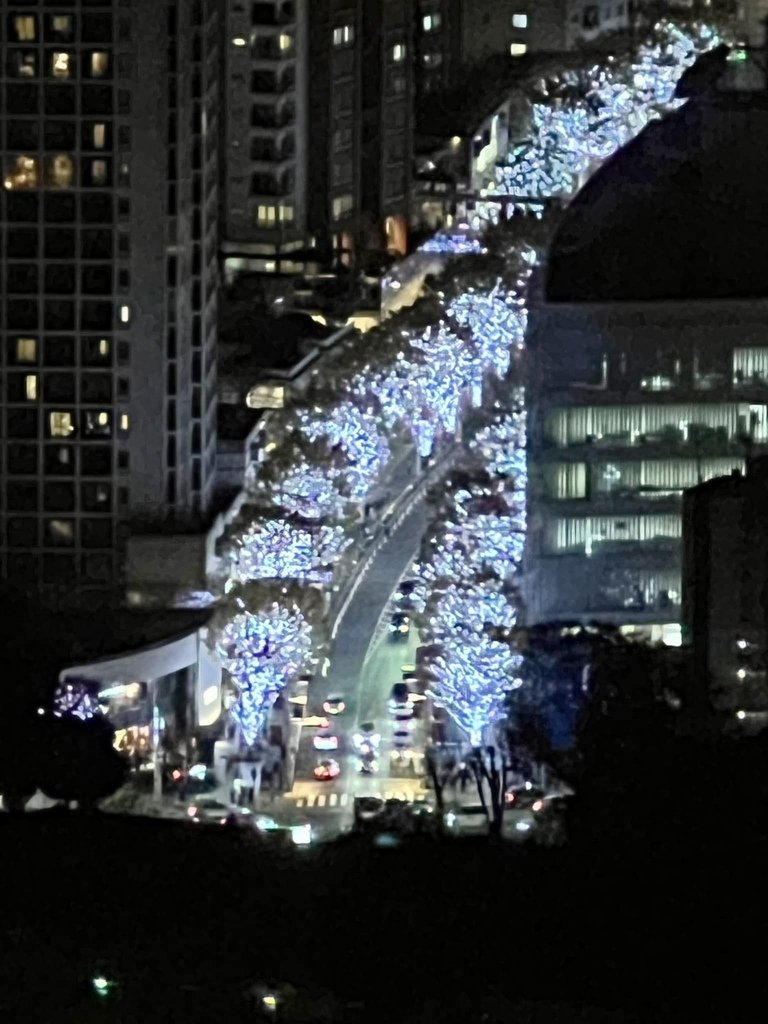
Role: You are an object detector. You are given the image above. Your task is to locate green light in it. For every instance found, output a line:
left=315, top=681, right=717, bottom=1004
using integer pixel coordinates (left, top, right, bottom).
left=728, top=48, right=748, bottom=63
left=92, top=976, right=112, bottom=997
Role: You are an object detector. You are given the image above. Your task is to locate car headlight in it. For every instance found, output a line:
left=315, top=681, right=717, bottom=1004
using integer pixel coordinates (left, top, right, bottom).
left=399, top=624, right=409, bottom=633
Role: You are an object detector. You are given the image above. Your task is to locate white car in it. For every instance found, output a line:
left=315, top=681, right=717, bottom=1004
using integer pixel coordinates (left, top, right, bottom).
left=352, top=722, right=381, bottom=751
left=313, top=730, right=339, bottom=752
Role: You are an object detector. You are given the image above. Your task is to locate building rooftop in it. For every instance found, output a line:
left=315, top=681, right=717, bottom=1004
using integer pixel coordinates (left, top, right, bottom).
left=547, top=64, right=768, bottom=303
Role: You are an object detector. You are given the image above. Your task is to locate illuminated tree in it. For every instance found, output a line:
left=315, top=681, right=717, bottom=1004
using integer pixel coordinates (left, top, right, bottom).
left=231, top=519, right=350, bottom=585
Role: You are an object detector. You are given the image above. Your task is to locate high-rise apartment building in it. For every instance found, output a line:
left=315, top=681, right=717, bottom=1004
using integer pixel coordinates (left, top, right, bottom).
left=0, top=0, right=219, bottom=606
left=220, top=0, right=413, bottom=277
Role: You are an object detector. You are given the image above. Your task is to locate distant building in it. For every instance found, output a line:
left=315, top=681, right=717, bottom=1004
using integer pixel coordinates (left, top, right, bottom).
left=0, top=0, right=219, bottom=606
left=682, top=458, right=768, bottom=725
left=524, top=45, right=768, bottom=640
left=220, top=0, right=413, bottom=279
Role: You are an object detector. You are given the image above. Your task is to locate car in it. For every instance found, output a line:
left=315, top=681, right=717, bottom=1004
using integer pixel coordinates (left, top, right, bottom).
left=444, top=804, right=490, bottom=836
left=352, top=722, right=381, bottom=750
left=505, top=784, right=546, bottom=811
left=313, top=758, right=340, bottom=781
left=303, top=715, right=331, bottom=729
left=313, top=730, right=339, bottom=752
left=388, top=682, right=413, bottom=718
left=354, top=796, right=384, bottom=824
left=186, top=799, right=253, bottom=826
left=322, top=695, right=346, bottom=716
left=388, top=611, right=411, bottom=640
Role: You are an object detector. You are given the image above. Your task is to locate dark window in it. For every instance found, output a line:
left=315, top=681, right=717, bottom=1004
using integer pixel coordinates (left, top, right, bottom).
left=7, top=408, right=38, bottom=438
left=81, top=374, right=112, bottom=403
left=84, top=554, right=112, bottom=582
left=6, top=372, right=35, bottom=402
left=6, top=300, right=38, bottom=329
left=81, top=14, right=113, bottom=42
left=81, top=482, right=111, bottom=512
left=81, top=85, right=112, bottom=114
left=43, top=373, right=76, bottom=402
left=5, top=84, right=39, bottom=114
left=6, top=120, right=39, bottom=148
left=81, top=265, right=111, bottom=294
left=6, top=228, right=38, bottom=258
left=117, top=234, right=129, bottom=258
left=117, top=450, right=129, bottom=470
left=44, top=300, right=75, bottom=330
left=44, top=265, right=75, bottom=294
left=80, top=193, right=112, bottom=223
left=44, top=228, right=75, bottom=259
left=7, top=518, right=38, bottom=548
left=5, top=193, right=38, bottom=222
left=8, top=444, right=38, bottom=474
left=44, top=336, right=75, bottom=365
left=43, top=555, right=76, bottom=582
left=44, top=193, right=75, bottom=222
left=80, top=300, right=112, bottom=330
left=7, top=482, right=38, bottom=512
left=44, top=482, right=75, bottom=512
left=44, top=85, right=75, bottom=115
left=45, top=14, right=74, bottom=43
left=81, top=446, right=111, bottom=475
left=82, top=518, right=112, bottom=548
left=44, top=445, right=75, bottom=476
left=5, top=264, right=38, bottom=294
left=44, top=120, right=76, bottom=149
left=117, top=90, right=131, bottom=114
left=81, top=229, right=112, bottom=259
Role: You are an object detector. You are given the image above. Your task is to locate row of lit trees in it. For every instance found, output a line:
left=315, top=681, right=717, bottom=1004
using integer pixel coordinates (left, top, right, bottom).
left=208, top=19, right=722, bottom=748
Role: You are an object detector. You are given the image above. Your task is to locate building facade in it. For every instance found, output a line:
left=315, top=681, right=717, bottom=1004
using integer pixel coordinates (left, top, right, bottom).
left=524, top=60, right=768, bottom=638
left=220, top=0, right=413, bottom=278
left=0, top=0, right=219, bottom=605
left=682, top=459, right=768, bottom=724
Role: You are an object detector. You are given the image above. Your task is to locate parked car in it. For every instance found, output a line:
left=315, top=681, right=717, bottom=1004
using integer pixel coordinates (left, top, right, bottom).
left=388, top=612, right=411, bottom=641
left=388, top=682, right=413, bottom=719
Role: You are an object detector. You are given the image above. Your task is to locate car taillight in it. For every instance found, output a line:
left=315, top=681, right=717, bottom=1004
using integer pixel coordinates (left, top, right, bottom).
left=532, top=799, right=544, bottom=812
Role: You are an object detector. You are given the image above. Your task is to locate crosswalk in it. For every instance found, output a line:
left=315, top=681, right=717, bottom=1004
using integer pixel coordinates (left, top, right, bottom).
left=293, top=789, right=415, bottom=809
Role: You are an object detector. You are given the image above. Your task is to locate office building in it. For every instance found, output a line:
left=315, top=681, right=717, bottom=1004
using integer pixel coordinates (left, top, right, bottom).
left=1, top=0, right=219, bottom=606
left=682, top=459, right=768, bottom=724
left=524, top=47, right=768, bottom=639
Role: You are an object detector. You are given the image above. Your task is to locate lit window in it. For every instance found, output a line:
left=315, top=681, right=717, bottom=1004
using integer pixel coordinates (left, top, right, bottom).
left=510, top=42, right=527, bottom=56
left=47, top=154, right=74, bottom=189
left=392, top=43, right=406, bottom=62
left=422, top=52, right=442, bottom=68
left=90, top=51, right=109, bottom=77
left=333, top=24, right=354, bottom=46
left=119, top=413, right=130, bottom=432
left=332, top=193, right=354, bottom=220
left=15, top=51, right=36, bottom=76
left=16, top=338, right=37, bottom=364
left=51, top=15, right=72, bottom=37
left=91, top=159, right=108, bottom=185
left=257, top=204, right=277, bottom=227
left=24, top=375, right=38, bottom=401
left=512, top=13, right=528, bottom=28
left=278, top=33, right=293, bottom=51
left=49, top=411, right=75, bottom=437
left=47, top=519, right=74, bottom=545
left=52, top=51, right=71, bottom=78
left=119, top=305, right=130, bottom=324
left=98, top=338, right=110, bottom=358
left=92, top=124, right=107, bottom=149
left=232, top=37, right=247, bottom=46
left=83, top=410, right=112, bottom=437
left=422, top=13, right=441, bottom=31
left=14, top=16, right=36, bottom=41
left=4, top=155, right=38, bottom=191
left=279, top=204, right=294, bottom=224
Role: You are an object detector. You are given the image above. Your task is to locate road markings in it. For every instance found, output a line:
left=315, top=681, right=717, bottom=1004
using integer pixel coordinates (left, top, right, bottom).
left=291, top=792, right=349, bottom=810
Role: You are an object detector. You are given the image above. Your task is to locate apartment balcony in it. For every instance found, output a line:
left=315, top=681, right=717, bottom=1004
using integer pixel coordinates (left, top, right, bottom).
left=251, top=1, right=296, bottom=27
left=250, top=171, right=295, bottom=198
left=251, top=35, right=295, bottom=64
left=250, top=101, right=295, bottom=130
left=250, top=68, right=296, bottom=99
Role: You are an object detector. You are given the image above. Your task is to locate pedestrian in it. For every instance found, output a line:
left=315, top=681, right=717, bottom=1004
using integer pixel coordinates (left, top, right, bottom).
left=459, top=762, right=470, bottom=793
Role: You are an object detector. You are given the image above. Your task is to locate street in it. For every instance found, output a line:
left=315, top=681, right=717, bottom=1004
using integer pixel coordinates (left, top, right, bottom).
left=284, top=495, right=429, bottom=833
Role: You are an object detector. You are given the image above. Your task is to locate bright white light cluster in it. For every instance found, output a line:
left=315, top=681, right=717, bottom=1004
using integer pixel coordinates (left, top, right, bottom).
left=429, top=634, right=523, bottom=746
left=471, top=407, right=528, bottom=481
left=217, top=603, right=313, bottom=745
left=231, top=519, right=350, bottom=585
left=487, top=21, right=721, bottom=213
left=297, top=402, right=391, bottom=502
left=266, top=461, right=348, bottom=521
left=420, top=233, right=487, bottom=255
left=427, top=580, right=519, bottom=642
left=52, top=680, right=100, bottom=721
